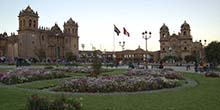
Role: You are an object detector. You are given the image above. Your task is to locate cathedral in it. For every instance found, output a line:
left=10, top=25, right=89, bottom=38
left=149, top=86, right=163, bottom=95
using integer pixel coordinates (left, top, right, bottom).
left=0, top=6, right=79, bottom=61
left=159, top=21, right=204, bottom=62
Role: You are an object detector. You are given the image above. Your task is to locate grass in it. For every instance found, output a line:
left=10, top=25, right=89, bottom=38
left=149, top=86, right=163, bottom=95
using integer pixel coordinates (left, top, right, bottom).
left=0, top=68, right=15, bottom=72
left=0, top=70, right=220, bottom=110
left=102, top=69, right=126, bottom=76
left=16, top=79, right=62, bottom=89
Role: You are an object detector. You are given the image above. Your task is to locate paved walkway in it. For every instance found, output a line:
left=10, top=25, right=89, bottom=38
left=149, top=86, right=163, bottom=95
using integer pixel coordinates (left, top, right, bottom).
left=0, top=64, right=197, bottom=73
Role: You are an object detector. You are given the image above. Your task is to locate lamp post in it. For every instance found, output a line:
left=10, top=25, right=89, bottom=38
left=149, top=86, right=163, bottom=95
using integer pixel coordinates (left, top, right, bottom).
left=199, top=39, right=207, bottom=63
left=119, top=41, right=125, bottom=64
left=142, top=31, right=152, bottom=61
left=81, top=44, right=85, bottom=51
left=169, top=47, right=172, bottom=63
left=119, top=41, right=125, bottom=51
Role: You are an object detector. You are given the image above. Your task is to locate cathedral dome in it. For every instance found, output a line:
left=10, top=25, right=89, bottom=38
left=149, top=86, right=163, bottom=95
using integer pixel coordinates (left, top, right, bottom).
left=51, top=23, right=62, bottom=33
left=181, top=21, right=190, bottom=29
left=160, top=23, right=169, bottom=31
left=67, top=18, right=75, bottom=24
left=64, top=18, right=78, bottom=27
left=19, top=5, right=38, bottom=17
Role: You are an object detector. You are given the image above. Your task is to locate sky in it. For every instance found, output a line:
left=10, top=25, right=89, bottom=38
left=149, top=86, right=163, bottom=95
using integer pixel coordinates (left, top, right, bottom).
left=0, top=0, right=220, bottom=51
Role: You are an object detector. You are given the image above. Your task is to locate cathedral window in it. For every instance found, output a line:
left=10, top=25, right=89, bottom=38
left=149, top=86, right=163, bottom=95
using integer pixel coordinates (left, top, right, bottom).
left=184, top=47, right=187, bottom=50
left=42, top=35, right=44, bottom=41
left=183, top=31, right=186, bottom=35
left=162, top=48, right=165, bottom=51
left=33, top=20, right=36, bottom=28
left=29, top=19, right=32, bottom=27
left=162, top=34, right=165, bottom=37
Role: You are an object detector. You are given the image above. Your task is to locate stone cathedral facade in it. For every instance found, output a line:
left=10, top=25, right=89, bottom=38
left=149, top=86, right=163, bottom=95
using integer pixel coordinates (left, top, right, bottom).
left=159, top=21, right=203, bottom=62
left=0, top=6, right=79, bottom=61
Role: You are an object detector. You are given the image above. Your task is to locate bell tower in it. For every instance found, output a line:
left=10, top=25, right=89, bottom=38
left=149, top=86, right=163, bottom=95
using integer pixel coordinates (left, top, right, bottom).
left=160, top=23, right=170, bottom=40
left=180, top=21, right=191, bottom=37
left=63, top=18, right=79, bottom=56
left=18, top=6, right=39, bottom=34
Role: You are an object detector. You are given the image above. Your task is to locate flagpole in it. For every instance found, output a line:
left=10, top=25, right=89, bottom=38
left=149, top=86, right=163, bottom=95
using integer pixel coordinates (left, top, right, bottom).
left=113, top=26, right=116, bottom=63
left=113, top=28, right=115, bottom=52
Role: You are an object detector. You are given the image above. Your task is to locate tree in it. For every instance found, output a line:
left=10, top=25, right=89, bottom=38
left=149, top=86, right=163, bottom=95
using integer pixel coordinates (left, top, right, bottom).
left=91, top=50, right=102, bottom=77
left=205, top=41, right=220, bottom=66
left=65, top=52, right=77, bottom=62
left=34, top=47, right=46, bottom=62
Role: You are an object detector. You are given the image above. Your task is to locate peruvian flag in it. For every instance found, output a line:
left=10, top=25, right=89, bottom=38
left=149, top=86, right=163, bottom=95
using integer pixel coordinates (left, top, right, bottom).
left=123, top=27, right=130, bottom=37
left=114, top=25, right=120, bottom=36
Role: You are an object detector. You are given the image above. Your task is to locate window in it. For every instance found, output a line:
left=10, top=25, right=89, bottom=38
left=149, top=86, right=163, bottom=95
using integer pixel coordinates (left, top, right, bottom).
left=42, top=35, right=44, bottom=41
left=74, top=44, right=77, bottom=48
left=33, top=20, right=36, bottom=28
left=183, top=31, right=186, bottom=35
left=162, top=34, right=165, bottom=37
left=184, top=41, right=187, bottom=44
left=184, top=47, right=187, bottom=50
left=29, top=19, right=32, bottom=27
left=162, top=48, right=165, bottom=51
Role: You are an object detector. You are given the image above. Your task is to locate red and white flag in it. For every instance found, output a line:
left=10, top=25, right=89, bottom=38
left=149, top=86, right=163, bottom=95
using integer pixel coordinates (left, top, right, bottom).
left=123, top=27, right=130, bottom=37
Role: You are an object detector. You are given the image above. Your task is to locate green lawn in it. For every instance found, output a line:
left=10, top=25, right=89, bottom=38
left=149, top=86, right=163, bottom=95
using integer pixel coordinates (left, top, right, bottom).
left=102, top=69, right=126, bottom=76
left=16, top=79, right=62, bottom=89
left=0, top=68, right=15, bottom=72
left=0, top=71, right=220, bottom=110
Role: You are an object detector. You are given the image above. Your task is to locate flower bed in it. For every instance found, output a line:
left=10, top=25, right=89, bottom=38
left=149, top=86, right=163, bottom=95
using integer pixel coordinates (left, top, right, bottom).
left=55, top=67, right=113, bottom=73
left=0, top=68, right=67, bottom=85
left=124, top=69, right=184, bottom=80
left=53, top=69, right=184, bottom=93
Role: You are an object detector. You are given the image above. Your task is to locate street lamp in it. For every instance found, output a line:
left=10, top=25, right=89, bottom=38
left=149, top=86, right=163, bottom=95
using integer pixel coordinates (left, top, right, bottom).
left=199, top=39, right=207, bottom=63
left=142, top=31, right=152, bottom=61
left=81, top=44, right=85, bottom=51
left=169, top=47, right=172, bottom=63
left=119, top=41, right=125, bottom=51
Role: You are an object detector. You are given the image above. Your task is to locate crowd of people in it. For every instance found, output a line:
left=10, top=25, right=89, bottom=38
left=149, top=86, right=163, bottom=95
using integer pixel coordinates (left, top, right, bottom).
left=194, top=61, right=210, bottom=73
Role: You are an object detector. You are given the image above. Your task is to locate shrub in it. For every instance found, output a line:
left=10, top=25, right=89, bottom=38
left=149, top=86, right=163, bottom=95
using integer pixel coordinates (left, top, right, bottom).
left=27, top=94, right=49, bottom=110
left=26, top=95, right=83, bottom=110
left=91, top=50, right=102, bottom=77
left=205, top=72, right=220, bottom=78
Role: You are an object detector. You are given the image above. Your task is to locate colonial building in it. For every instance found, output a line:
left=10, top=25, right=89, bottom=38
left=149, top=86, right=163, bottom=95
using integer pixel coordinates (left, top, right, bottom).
left=159, top=21, right=203, bottom=62
left=0, top=6, right=79, bottom=61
